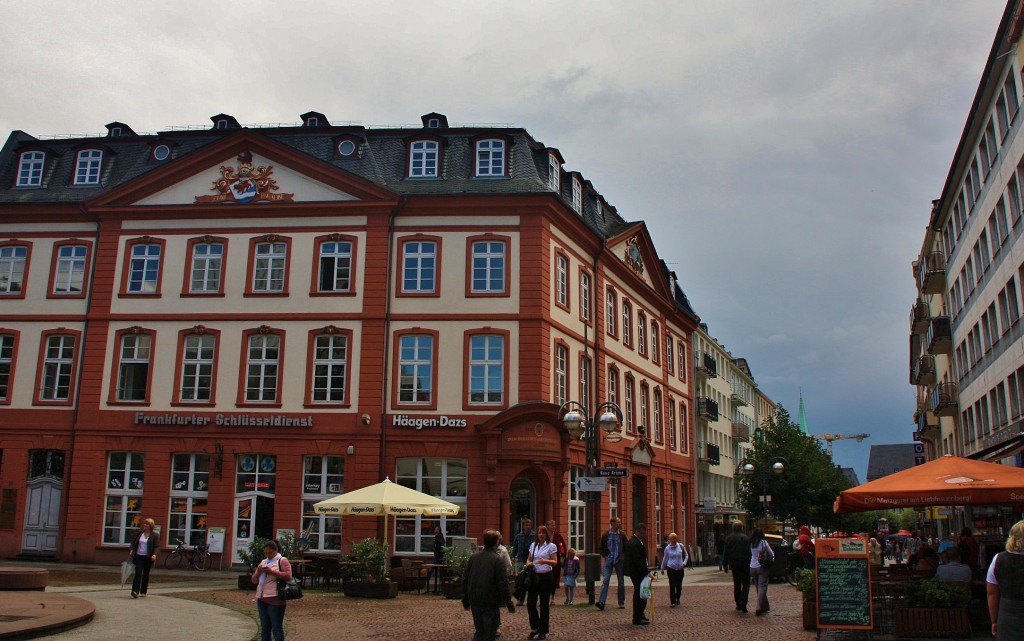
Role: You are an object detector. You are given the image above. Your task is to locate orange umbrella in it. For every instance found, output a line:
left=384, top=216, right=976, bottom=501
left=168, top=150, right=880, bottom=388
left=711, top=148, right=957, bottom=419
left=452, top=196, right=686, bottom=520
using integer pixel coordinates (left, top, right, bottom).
left=834, top=455, right=1024, bottom=513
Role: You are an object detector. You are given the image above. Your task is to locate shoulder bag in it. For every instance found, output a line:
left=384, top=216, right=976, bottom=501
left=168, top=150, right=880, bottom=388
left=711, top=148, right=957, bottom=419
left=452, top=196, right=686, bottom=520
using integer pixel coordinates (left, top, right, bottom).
left=757, top=541, right=773, bottom=567
left=275, top=560, right=303, bottom=600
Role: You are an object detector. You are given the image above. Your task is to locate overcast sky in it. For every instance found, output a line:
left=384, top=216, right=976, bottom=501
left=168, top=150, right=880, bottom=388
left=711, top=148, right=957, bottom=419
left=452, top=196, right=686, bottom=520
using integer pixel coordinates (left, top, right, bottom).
left=0, top=1, right=1008, bottom=481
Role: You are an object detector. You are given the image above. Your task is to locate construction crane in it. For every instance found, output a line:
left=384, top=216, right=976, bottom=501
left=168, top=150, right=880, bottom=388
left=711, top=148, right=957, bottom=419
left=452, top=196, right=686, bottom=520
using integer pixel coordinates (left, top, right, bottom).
left=812, top=432, right=870, bottom=456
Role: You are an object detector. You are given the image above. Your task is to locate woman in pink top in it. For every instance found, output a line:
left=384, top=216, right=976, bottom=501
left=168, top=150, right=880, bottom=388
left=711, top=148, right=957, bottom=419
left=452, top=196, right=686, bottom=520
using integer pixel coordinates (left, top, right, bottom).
left=251, top=539, right=293, bottom=641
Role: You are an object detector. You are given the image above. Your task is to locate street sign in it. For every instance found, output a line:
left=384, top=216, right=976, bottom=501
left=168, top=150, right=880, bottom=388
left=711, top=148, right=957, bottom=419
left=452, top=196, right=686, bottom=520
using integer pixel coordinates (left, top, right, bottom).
left=575, top=477, right=608, bottom=492
left=597, top=468, right=627, bottom=477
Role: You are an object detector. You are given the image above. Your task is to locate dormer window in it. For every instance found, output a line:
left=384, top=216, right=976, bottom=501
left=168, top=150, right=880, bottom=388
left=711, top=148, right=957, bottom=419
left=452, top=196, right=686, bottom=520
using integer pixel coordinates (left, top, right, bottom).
left=153, top=145, right=171, bottom=161
left=74, top=149, right=103, bottom=185
left=548, top=153, right=561, bottom=192
left=427, top=118, right=440, bottom=128
left=572, top=176, right=582, bottom=214
left=475, top=139, right=506, bottom=177
left=215, top=120, right=229, bottom=130
left=307, top=117, right=318, bottom=127
left=16, top=151, right=45, bottom=187
left=420, top=113, right=449, bottom=129
left=408, top=139, right=440, bottom=178
left=110, top=127, right=122, bottom=138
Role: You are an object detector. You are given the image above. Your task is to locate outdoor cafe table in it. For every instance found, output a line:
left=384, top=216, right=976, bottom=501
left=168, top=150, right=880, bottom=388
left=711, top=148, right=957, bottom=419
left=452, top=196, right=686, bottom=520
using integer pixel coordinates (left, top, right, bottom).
left=422, top=563, right=447, bottom=594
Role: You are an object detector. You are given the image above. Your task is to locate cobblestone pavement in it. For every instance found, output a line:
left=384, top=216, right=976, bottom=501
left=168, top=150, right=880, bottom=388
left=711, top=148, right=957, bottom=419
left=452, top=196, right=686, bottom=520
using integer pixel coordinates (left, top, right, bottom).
left=174, top=566, right=820, bottom=641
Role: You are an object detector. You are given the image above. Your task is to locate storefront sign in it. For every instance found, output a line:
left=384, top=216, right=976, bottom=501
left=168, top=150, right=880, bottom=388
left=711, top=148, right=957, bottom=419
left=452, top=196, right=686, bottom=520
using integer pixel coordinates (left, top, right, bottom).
left=134, top=412, right=314, bottom=427
left=390, top=414, right=468, bottom=429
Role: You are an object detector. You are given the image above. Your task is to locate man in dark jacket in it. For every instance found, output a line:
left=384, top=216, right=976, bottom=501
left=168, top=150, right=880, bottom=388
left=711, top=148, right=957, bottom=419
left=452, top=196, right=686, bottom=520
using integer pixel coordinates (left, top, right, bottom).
left=723, top=520, right=751, bottom=612
left=624, top=522, right=651, bottom=625
left=596, top=516, right=626, bottom=610
left=463, top=530, right=515, bottom=641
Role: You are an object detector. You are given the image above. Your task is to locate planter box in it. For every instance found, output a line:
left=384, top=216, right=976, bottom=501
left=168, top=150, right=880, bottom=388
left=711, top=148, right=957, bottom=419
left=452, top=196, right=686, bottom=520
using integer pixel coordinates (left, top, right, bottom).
left=802, top=600, right=817, bottom=630
left=343, top=581, right=399, bottom=599
left=442, top=581, right=463, bottom=601
left=894, top=607, right=970, bottom=638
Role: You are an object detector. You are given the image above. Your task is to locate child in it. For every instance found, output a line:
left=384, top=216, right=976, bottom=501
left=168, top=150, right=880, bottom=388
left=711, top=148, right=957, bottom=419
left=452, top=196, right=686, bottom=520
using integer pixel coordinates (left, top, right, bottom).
left=563, top=548, right=579, bottom=605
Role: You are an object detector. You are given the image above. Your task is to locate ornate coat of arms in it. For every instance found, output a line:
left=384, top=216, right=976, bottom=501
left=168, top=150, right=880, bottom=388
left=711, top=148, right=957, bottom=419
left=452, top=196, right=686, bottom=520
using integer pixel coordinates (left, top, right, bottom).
left=623, top=235, right=644, bottom=275
left=194, top=152, right=294, bottom=204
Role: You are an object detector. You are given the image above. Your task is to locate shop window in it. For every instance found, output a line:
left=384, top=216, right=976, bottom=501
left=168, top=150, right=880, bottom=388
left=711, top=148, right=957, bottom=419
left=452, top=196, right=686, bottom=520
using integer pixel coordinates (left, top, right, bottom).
left=301, top=455, right=344, bottom=553
left=103, top=452, right=145, bottom=545
left=393, top=457, right=467, bottom=554
left=168, top=454, right=209, bottom=547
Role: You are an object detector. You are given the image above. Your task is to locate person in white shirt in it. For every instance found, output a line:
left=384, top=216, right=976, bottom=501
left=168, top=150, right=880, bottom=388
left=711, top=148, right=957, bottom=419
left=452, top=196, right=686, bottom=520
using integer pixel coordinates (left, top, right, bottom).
left=525, top=525, right=558, bottom=640
left=659, top=532, right=690, bottom=607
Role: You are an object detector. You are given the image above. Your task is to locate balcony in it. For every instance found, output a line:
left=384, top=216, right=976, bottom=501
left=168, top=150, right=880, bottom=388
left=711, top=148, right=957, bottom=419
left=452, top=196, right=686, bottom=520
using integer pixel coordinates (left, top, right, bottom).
left=915, top=409, right=940, bottom=440
left=917, top=251, right=946, bottom=295
left=732, top=421, right=751, bottom=443
left=925, top=316, right=952, bottom=355
left=913, top=354, right=936, bottom=386
left=930, top=382, right=958, bottom=417
left=910, top=301, right=930, bottom=334
left=697, top=442, right=721, bottom=468
left=695, top=352, right=717, bottom=379
left=730, top=392, right=748, bottom=407
left=697, top=396, right=719, bottom=422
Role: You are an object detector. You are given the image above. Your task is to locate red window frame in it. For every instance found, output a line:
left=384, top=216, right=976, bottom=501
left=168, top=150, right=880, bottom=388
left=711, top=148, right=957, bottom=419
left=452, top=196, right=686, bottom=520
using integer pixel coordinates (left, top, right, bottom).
left=465, top=234, right=510, bottom=298
left=396, top=235, right=442, bottom=298
left=119, top=237, right=166, bottom=298
left=310, top=234, right=359, bottom=297
left=182, top=236, right=228, bottom=297
left=107, top=327, right=157, bottom=406
left=47, top=239, right=93, bottom=299
left=0, top=329, right=21, bottom=405
left=171, top=327, right=221, bottom=406
left=304, top=326, right=354, bottom=408
left=0, top=240, right=32, bottom=300
left=236, top=326, right=285, bottom=407
left=33, top=328, right=82, bottom=406
left=392, top=328, right=440, bottom=410
left=244, top=235, right=292, bottom=297
left=554, top=251, right=571, bottom=311
left=462, top=328, right=511, bottom=410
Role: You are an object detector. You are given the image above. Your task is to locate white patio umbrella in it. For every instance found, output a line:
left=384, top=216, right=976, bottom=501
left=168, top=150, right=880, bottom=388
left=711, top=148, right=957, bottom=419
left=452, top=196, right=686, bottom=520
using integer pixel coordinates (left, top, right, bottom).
left=312, top=477, right=460, bottom=545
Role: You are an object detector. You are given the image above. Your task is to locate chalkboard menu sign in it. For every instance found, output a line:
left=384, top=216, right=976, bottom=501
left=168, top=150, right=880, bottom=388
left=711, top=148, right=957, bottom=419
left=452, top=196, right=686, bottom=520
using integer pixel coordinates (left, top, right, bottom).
left=816, top=538, right=872, bottom=630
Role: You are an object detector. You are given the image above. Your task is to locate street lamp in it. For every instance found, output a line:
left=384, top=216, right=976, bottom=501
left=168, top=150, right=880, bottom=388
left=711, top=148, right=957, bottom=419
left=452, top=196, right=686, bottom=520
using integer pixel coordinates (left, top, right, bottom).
left=741, top=457, right=787, bottom=532
left=559, top=400, right=623, bottom=603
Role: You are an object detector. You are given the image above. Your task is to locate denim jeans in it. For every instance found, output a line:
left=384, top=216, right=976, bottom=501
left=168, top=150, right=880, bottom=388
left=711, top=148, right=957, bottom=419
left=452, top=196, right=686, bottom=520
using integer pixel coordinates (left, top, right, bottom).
left=257, top=599, right=286, bottom=641
left=598, top=556, right=625, bottom=606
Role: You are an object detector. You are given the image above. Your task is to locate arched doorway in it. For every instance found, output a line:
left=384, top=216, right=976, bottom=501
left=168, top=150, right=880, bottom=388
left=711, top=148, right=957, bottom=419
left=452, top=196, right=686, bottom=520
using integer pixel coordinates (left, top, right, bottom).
left=509, top=477, right=536, bottom=540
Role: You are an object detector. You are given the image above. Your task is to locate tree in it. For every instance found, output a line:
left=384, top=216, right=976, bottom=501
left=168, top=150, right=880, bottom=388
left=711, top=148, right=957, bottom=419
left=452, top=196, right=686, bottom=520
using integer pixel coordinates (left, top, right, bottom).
left=736, top=404, right=851, bottom=530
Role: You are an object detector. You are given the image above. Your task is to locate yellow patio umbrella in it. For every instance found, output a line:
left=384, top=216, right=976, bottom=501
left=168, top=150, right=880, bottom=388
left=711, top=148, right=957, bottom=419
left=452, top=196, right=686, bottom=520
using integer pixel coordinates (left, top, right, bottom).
left=312, top=477, right=460, bottom=545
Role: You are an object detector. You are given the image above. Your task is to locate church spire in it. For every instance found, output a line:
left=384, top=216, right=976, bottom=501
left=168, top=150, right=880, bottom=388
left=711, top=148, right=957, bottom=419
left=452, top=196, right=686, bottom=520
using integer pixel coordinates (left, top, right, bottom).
left=797, top=389, right=809, bottom=435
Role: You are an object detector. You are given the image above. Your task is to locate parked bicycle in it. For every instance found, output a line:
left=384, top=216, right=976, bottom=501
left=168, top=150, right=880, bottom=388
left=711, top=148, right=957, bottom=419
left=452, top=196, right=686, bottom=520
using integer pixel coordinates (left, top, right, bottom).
left=164, top=538, right=212, bottom=570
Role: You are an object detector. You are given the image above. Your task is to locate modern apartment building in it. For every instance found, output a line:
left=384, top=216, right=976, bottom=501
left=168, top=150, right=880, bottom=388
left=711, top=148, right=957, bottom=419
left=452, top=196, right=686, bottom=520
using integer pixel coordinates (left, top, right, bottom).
left=910, top=0, right=1024, bottom=471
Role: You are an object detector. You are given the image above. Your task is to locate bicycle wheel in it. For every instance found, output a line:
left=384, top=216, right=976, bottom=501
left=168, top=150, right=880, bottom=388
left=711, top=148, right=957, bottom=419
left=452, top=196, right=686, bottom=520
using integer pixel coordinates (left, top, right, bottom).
left=164, top=550, right=185, bottom=570
left=195, top=551, right=212, bottom=571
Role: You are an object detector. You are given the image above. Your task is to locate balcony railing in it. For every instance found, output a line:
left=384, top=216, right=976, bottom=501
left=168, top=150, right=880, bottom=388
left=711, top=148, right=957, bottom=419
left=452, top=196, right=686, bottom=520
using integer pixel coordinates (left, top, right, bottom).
left=732, top=421, right=751, bottom=443
left=913, top=354, right=936, bottom=386
left=910, top=301, right=930, bottom=334
left=917, top=251, right=946, bottom=295
left=930, top=382, right=958, bottom=417
left=695, top=352, right=717, bottom=379
left=697, top=396, right=719, bottom=422
left=697, top=442, right=721, bottom=466
left=915, top=409, right=940, bottom=439
left=925, top=316, right=952, bottom=355
left=730, top=392, right=748, bottom=407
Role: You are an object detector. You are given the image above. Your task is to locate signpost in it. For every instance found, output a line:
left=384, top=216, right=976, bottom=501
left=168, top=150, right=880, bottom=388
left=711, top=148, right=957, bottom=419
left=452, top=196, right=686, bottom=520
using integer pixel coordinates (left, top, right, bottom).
left=575, top=477, right=608, bottom=492
left=815, top=538, right=873, bottom=632
left=596, top=468, right=627, bottom=477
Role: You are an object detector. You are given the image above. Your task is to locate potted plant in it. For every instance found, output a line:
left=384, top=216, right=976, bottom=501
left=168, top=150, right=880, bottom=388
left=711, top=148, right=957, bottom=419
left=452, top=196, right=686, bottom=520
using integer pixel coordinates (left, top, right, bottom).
left=343, top=538, right=398, bottom=599
left=441, top=544, right=472, bottom=600
left=894, top=578, right=971, bottom=638
left=793, top=568, right=817, bottom=630
left=236, top=536, right=270, bottom=590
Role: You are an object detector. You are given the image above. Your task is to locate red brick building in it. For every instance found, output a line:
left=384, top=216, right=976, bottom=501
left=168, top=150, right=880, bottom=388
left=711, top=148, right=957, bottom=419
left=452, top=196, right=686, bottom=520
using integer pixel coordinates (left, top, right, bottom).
left=0, top=112, right=698, bottom=564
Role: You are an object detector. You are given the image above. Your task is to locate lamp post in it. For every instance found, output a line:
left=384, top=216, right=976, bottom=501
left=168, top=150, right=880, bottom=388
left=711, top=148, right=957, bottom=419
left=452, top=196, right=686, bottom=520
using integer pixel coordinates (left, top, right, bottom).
left=741, top=457, right=787, bottom=532
left=560, top=400, right=623, bottom=604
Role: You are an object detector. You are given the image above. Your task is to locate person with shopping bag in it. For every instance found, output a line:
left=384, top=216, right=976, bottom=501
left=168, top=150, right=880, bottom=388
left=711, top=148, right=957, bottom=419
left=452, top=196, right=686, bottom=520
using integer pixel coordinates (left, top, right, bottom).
left=624, top=522, right=653, bottom=625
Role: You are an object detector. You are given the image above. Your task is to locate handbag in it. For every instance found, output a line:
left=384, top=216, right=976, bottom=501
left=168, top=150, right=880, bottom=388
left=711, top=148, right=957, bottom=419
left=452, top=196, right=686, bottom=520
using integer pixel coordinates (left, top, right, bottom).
left=277, top=576, right=303, bottom=600
left=757, top=542, right=773, bottom=567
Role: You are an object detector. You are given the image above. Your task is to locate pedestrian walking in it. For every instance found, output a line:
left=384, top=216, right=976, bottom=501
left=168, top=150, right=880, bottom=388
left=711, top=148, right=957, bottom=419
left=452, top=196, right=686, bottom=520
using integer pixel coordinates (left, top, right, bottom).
left=595, top=516, right=627, bottom=610
left=723, top=520, right=751, bottom=612
left=462, top=529, right=515, bottom=641
left=525, top=525, right=558, bottom=640
left=128, top=518, right=160, bottom=598
left=624, top=522, right=652, bottom=625
left=749, top=528, right=774, bottom=616
left=660, top=532, right=689, bottom=607
left=562, top=548, right=579, bottom=605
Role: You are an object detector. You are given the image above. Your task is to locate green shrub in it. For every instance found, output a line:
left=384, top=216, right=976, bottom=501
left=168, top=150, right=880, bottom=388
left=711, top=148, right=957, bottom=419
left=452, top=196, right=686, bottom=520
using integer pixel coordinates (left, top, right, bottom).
left=237, top=536, right=271, bottom=570
left=442, top=544, right=472, bottom=582
left=794, top=568, right=817, bottom=602
left=352, top=538, right=390, bottom=583
left=902, top=578, right=970, bottom=609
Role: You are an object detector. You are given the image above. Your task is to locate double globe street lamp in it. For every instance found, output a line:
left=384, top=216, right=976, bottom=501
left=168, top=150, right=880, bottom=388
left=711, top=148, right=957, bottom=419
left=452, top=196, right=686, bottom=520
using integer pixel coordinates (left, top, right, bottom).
left=559, top=400, right=623, bottom=603
left=740, top=457, right=788, bottom=532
